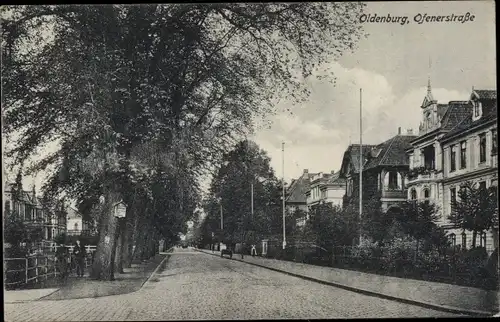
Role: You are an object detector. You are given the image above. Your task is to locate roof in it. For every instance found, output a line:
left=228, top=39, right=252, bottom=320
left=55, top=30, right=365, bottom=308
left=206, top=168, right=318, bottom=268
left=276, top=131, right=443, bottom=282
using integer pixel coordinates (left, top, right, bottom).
left=364, top=134, right=417, bottom=170
left=439, top=101, right=472, bottom=131
left=340, top=144, right=377, bottom=175
left=473, top=89, right=497, bottom=100
left=66, top=207, right=83, bottom=219
left=286, top=171, right=317, bottom=203
left=327, top=172, right=346, bottom=185
left=441, top=91, right=497, bottom=142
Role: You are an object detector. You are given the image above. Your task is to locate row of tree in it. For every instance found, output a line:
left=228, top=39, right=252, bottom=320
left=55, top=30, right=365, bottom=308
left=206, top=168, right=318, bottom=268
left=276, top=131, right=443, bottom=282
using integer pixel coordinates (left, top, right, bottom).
left=2, top=4, right=366, bottom=279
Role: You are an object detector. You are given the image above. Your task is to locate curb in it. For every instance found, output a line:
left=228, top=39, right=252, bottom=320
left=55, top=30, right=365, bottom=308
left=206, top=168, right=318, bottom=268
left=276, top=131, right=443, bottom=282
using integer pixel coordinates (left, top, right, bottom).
left=195, top=248, right=496, bottom=317
left=141, top=248, right=174, bottom=287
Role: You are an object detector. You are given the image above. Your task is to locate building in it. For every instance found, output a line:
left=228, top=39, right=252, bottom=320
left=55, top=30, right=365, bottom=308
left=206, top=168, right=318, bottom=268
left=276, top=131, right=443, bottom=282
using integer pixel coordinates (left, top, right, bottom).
left=306, top=170, right=346, bottom=209
left=406, top=85, right=498, bottom=253
left=66, top=206, right=96, bottom=236
left=340, top=128, right=416, bottom=216
left=438, top=89, right=497, bottom=252
left=285, top=169, right=317, bottom=224
left=3, top=183, right=67, bottom=243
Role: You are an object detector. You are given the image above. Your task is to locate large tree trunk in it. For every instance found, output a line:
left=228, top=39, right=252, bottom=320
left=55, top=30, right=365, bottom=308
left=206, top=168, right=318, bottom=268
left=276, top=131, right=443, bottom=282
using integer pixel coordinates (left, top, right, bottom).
left=127, top=209, right=141, bottom=267
left=472, top=230, right=477, bottom=248
left=114, top=218, right=126, bottom=274
left=90, top=190, right=121, bottom=281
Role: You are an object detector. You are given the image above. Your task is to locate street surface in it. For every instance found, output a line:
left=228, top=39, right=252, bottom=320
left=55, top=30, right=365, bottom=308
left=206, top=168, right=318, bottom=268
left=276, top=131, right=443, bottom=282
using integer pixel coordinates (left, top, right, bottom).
left=5, top=247, right=463, bottom=321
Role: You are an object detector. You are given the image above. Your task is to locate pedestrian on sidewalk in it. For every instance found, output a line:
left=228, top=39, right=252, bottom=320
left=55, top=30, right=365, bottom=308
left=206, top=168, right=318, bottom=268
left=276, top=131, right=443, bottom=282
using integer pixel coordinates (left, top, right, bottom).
left=251, top=244, right=257, bottom=257
left=73, top=239, right=86, bottom=277
left=241, top=243, right=245, bottom=259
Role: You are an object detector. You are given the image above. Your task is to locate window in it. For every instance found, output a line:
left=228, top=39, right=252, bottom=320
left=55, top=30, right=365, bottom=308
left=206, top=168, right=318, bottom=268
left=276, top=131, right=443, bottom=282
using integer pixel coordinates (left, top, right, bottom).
left=460, top=141, right=467, bottom=169
left=450, top=145, right=456, bottom=172
left=388, top=171, right=398, bottom=189
left=479, top=181, right=487, bottom=197
left=25, top=205, right=32, bottom=221
left=410, top=189, right=417, bottom=200
left=74, top=222, right=79, bottom=231
left=493, top=129, right=498, bottom=153
left=423, top=188, right=430, bottom=205
left=474, top=101, right=481, bottom=117
left=479, top=133, right=487, bottom=163
left=5, top=200, right=11, bottom=214
left=450, top=187, right=457, bottom=209
left=449, top=233, right=456, bottom=247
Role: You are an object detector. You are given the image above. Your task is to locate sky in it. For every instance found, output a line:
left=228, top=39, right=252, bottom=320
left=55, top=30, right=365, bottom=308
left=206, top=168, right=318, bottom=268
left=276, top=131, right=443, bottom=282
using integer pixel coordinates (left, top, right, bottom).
left=250, top=1, right=496, bottom=184
left=4, top=2, right=496, bottom=203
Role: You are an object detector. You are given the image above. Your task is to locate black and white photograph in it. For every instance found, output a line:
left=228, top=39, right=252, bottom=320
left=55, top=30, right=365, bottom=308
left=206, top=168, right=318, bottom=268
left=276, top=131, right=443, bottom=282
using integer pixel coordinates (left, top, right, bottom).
left=2, top=1, right=498, bottom=320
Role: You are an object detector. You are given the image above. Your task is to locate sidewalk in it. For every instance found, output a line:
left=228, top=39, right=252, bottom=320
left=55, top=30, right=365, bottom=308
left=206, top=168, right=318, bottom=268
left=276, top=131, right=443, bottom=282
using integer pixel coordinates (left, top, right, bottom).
left=197, top=248, right=499, bottom=316
left=4, top=252, right=170, bottom=303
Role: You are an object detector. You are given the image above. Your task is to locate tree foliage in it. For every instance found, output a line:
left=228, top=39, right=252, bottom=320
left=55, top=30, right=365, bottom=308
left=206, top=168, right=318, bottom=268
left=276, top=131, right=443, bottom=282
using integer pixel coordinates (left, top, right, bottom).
left=204, top=139, right=282, bottom=244
left=2, top=4, right=366, bottom=278
left=448, top=181, right=498, bottom=248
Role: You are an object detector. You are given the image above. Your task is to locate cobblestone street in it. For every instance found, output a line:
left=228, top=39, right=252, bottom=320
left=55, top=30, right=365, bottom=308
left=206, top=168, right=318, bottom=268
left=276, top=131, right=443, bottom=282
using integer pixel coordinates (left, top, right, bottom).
left=5, top=248, right=464, bottom=321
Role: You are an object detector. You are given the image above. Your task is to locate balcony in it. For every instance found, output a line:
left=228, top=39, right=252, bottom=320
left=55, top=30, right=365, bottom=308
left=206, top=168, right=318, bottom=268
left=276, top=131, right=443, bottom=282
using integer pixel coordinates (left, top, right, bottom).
left=381, top=189, right=407, bottom=199
left=407, top=167, right=442, bottom=184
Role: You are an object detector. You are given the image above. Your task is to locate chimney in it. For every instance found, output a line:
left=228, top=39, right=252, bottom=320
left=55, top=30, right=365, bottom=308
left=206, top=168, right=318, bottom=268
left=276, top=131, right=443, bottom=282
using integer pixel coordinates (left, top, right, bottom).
left=407, top=129, right=413, bottom=135
left=303, top=169, right=309, bottom=174
left=331, top=170, right=335, bottom=175
left=398, top=127, right=401, bottom=135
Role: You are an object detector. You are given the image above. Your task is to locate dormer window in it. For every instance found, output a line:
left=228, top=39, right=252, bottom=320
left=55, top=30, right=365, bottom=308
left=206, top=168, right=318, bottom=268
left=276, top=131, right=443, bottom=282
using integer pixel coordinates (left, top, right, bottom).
left=474, top=101, right=481, bottom=117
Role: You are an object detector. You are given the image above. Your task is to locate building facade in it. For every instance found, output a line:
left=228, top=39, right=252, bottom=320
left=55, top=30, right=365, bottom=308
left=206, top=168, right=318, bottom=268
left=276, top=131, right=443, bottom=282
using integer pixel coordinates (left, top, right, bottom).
left=406, top=87, right=498, bottom=253
left=438, top=89, right=498, bottom=252
left=66, top=206, right=96, bottom=236
left=285, top=169, right=316, bottom=227
left=340, top=130, right=416, bottom=214
left=305, top=171, right=346, bottom=209
left=4, top=183, right=68, bottom=243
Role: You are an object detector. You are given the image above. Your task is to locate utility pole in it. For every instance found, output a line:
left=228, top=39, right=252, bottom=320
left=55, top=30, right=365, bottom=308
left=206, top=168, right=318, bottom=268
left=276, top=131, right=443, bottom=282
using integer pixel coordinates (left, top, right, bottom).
left=220, top=203, right=223, bottom=231
left=359, top=88, right=363, bottom=245
left=251, top=182, right=254, bottom=218
left=282, top=141, right=286, bottom=249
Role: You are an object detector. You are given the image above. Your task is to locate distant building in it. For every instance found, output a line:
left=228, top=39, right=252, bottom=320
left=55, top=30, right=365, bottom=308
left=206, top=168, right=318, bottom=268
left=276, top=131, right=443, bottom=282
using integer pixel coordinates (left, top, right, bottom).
left=306, top=170, right=346, bottom=209
left=340, top=129, right=417, bottom=214
left=66, top=206, right=96, bottom=236
left=285, top=169, right=316, bottom=214
left=3, top=182, right=67, bottom=243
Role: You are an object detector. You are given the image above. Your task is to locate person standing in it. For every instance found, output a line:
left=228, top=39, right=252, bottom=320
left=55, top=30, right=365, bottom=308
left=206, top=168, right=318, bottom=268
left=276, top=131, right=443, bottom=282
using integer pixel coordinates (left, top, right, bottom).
left=73, top=239, right=86, bottom=277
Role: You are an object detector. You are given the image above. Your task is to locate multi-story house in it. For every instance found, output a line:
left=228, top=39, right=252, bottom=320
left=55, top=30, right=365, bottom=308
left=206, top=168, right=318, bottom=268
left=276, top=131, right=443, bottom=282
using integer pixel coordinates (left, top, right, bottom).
left=4, top=182, right=68, bottom=243
left=406, top=83, right=471, bottom=211
left=406, top=85, right=497, bottom=253
left=305, top=170, right=346, bottom=209
left=438, top=89, right=497, bottom=253
left=340, top=129, right=416, bottom=216
left=285, top=169, right=316, bottom=226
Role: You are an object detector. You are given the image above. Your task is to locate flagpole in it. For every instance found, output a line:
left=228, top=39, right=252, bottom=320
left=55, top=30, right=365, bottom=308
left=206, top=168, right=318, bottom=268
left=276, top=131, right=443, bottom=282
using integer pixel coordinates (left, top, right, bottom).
left=359, top=88, right=363, bottom=245
left=282, top=141, right=286, bottom=249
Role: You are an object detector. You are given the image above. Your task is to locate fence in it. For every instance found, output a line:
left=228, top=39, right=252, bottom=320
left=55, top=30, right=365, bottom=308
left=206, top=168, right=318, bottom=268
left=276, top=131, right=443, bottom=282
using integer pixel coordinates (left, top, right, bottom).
left=4, top=248, right=96, bottom=290
left=254, top=242, right=498, bottom=290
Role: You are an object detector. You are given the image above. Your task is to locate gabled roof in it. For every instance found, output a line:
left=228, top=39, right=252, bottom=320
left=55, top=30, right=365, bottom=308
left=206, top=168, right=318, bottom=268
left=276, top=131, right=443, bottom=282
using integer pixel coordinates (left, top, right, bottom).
left=364, top=134, right=417, bottom=170
left=286, top=171, right=317, bottom=204
left=339, top=144, right=377, bottom=177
